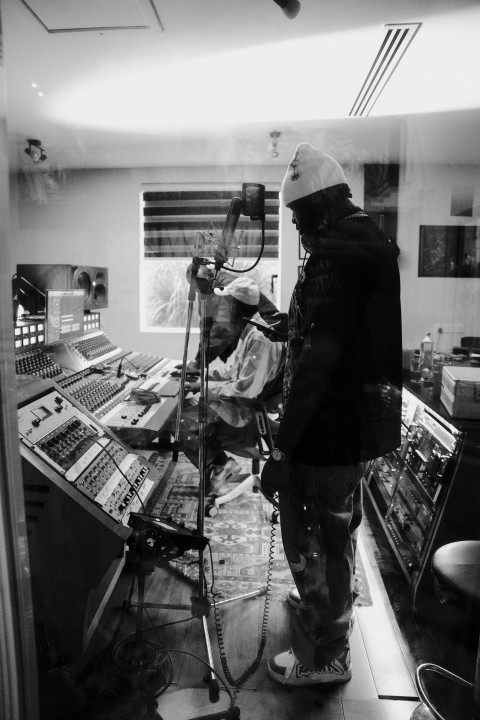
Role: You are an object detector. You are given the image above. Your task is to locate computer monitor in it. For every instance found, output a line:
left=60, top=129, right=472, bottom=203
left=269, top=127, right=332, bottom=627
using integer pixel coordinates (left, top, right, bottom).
left=45, top=289, right=85, bottom=345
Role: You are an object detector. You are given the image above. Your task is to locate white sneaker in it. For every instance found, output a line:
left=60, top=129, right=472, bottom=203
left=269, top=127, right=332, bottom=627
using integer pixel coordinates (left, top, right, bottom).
left=268, top=648, right=352, bottom=686
left=208, top=458, right=249, bottom=496
left=286, top=580, right=361, bottom=610
left=286, top=588, right=302, bottom=609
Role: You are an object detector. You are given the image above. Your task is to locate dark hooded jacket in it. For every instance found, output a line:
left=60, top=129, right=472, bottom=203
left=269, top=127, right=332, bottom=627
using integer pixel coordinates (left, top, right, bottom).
left=275, top=205, right=403, bottom=465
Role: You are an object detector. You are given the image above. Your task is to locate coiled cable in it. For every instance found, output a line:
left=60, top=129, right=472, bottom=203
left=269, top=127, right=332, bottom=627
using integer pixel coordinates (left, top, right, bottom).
left=208, top=500, right=277, bottom=698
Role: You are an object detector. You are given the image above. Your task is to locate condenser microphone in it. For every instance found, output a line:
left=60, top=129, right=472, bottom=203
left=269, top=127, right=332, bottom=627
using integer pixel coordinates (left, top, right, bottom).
left=214, top=196, right=244, bottom=271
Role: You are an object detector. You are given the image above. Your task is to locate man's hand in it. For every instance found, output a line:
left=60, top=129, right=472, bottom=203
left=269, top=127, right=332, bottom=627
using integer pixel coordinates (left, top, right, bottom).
left=208, top=369, right=222, bottom=380
left=260, top=456, right=290, bottom=506
left=261, top=326, right=287, bottom=342
left=185, top=382, right=200, bottom=394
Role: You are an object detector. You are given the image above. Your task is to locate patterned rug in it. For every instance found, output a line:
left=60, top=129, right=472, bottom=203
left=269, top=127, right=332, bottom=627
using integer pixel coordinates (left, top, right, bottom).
left=145, top=451, right=372, bottom=605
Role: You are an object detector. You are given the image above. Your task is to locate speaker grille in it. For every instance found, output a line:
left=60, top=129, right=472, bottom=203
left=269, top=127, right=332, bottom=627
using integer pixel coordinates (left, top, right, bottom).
left=16, top=264, right=108, bottom=311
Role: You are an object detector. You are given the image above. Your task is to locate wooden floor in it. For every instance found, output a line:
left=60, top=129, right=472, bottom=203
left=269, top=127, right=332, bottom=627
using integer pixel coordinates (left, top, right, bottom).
left=151, top=531, right=420, bottom=720
left=72, top=505, right=422, bottom=720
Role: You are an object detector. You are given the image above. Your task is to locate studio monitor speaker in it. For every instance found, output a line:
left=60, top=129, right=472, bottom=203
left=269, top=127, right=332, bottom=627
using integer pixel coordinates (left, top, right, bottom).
left=16, top=264, right=109, bottom=311
left=71, top=266, right=108, bottom=310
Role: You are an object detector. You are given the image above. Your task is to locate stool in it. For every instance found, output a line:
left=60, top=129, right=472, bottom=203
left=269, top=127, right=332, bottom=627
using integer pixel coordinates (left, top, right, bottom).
left=413, top=541, right=480, bottom=720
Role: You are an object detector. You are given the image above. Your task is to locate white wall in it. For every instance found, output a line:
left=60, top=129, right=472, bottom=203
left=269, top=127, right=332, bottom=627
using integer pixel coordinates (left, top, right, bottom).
left=9, top=165, right=283, bottom=360
left=398, top=160, right=480, bottom=352
left=9, top=157, right=480, bottom=360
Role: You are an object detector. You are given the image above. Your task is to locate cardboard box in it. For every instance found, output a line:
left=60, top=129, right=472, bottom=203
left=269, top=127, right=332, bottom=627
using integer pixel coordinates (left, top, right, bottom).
left=440, top=366, right=480, bottom=419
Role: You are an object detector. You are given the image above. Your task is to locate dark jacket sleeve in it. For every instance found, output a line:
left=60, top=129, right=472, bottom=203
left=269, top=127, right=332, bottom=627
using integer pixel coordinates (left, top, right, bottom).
left=274, top=289, right=348, bottom=457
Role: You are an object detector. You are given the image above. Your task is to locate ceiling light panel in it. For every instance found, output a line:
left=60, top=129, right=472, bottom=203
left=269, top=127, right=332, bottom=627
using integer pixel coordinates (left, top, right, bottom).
left=349, top=23, right=422, bottom=117
left=19, top=0, right=164, bottom=33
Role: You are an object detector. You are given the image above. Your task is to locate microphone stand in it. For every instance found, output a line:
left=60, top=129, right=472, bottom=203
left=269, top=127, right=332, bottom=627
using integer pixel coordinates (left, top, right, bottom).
left=171, top=258, right=200, bottom=464
left=169, top=256, right=241, bottom=715
left=129, top=195, right=268, bottom=713
left=118, top=255, right=240, bottom=719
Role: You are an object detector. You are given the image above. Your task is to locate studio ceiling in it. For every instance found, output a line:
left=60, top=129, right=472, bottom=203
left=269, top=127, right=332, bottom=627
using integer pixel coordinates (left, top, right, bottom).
left=2, top=0, right=480, bottom=170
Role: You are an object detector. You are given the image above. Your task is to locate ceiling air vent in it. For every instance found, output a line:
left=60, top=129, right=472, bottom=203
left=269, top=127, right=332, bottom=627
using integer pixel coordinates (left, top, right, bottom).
left=349, top=22, right=422, bottom=117
left=18, top=0, right=165, bottom=34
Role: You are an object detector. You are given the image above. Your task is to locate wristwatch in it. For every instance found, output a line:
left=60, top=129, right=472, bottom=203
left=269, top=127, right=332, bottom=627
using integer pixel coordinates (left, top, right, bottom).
left=272, top=448, right=288, bottom=462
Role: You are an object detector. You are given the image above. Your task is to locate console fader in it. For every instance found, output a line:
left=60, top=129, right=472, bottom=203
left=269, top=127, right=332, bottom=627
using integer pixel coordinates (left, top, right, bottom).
left=15, top=347, right=66, bottom=381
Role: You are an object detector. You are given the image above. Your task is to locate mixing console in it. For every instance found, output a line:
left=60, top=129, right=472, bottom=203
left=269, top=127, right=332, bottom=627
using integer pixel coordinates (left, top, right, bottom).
left=15, top=316, right=180, bottom=447
left=56, top=356, right=179, bottom=446
left=15, top=347, right=66, bottom=381
left=52, top=330, right=124, bottom=371
left=18, top=386, right=159, bottom=525
left=121, top=351, right=173, bottom=375
left=71, top=332, right=119, bottom=361
left=60, top=367, right=131, bottom=414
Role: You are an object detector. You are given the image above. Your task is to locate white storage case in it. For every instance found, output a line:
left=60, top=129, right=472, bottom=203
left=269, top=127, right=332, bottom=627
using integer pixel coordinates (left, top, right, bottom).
left=440, top=366, right=480, bottom=419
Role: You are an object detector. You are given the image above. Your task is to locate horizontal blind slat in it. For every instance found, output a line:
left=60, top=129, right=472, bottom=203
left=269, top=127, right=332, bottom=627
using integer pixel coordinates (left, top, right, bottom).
left=142, top=187, right=279, bottom=259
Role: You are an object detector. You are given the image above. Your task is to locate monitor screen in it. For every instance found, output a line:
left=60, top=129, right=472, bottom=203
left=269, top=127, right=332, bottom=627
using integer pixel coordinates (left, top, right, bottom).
left=45, top=289, right=85, bottom=345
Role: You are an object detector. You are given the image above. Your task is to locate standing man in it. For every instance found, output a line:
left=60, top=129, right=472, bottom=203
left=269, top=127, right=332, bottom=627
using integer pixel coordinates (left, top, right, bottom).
left=262, top=143, right=402, bottom=686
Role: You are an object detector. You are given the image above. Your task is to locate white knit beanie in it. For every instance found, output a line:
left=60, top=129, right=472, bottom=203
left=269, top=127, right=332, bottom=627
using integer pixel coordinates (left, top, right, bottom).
left=281, top=142, right=349, bottom=207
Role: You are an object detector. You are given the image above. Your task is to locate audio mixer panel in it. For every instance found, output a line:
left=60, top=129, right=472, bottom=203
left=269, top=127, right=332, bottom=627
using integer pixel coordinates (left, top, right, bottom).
left=100, top=393, right=178, bottom=447
left=15, top=347, right=66, bottom=381
left=121, top=351, right=176, bottom=376
left=15, top=313, right=181, bottom=447
left=18, top=379, right=170, bottom=660
left=52, top=330, right=123, bottom=371
left=14, top=312, right=100, bottom=354
left=364, top=383, right=480, bottom=606
left=56, top=358, right=179, bottom=446
left=18, top=386, right=160, bottom=525
left=14, top=319, right=46, bottom=350
left=59, top=367, right=132, bottom=414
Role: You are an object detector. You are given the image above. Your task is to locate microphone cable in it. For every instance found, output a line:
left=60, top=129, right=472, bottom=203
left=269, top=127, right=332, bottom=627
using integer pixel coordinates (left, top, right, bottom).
left=207, top=496, right=278, bottom=698
left=220, top=219, right=266, bottom=276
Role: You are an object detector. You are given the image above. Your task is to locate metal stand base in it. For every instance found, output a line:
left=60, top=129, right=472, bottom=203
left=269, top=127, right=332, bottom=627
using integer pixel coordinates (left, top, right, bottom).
left=414, top=661, right=478, bottom=720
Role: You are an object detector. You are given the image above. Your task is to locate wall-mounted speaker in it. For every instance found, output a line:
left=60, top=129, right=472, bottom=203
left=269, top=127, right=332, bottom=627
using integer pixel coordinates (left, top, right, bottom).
left=16, top=264, right=109, bottom=312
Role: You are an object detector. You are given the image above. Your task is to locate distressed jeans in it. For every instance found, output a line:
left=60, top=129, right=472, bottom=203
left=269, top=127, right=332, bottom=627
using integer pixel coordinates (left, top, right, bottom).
left=277, top=460, right=365, bottom=669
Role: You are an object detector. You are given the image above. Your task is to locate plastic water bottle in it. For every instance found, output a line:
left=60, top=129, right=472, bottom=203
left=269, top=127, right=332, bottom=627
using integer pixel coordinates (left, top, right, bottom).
left=420, top=332, right=433, bottom=370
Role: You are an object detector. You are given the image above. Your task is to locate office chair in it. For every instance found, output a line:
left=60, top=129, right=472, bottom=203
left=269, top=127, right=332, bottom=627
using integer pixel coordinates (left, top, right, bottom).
left=413, top=540, right=480, bottom=720
left=205, top=373, right=283, bottom=518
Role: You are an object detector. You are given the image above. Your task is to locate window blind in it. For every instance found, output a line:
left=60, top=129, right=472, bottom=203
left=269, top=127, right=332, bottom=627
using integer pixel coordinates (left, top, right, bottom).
left=142, top=188, right=280, bottom=259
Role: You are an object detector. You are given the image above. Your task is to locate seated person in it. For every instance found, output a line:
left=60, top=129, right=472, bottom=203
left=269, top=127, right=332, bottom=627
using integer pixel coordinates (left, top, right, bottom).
left=185, top=264, right=287, bottom=371
left=177, top=276, right=285, bottom=493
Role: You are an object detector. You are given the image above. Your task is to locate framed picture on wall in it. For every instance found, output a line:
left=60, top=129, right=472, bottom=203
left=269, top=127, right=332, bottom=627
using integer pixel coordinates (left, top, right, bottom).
left=418, top=225, right=480, bottom=278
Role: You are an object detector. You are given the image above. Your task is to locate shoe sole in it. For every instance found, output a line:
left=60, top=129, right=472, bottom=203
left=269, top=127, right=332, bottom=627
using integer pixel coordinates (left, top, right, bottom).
left=208, top=473, right=251, bottom=497
left=267, top=662, right=352, bottom=686
left=286, top=587, right=360, bottom=611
